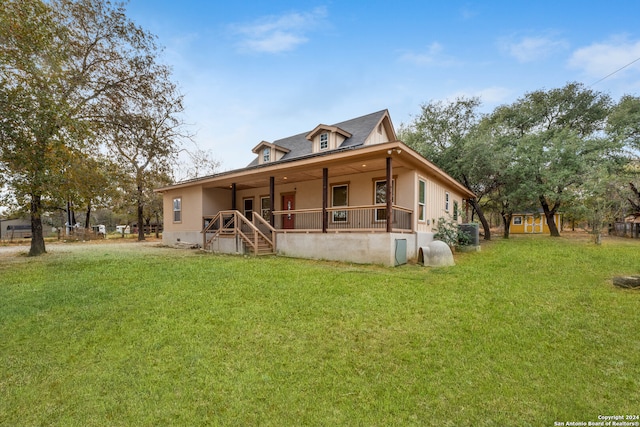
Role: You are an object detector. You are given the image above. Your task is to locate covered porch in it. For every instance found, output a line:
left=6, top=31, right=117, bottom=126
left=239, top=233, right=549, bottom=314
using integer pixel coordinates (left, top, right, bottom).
left=198, top=142, right=418, bottom=263
left=200, top=141, right=418, bottom=231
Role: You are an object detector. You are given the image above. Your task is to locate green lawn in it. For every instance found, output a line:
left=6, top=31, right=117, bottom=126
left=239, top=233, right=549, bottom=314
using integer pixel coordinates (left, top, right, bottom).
left=1, top=237, right=638, bottom=426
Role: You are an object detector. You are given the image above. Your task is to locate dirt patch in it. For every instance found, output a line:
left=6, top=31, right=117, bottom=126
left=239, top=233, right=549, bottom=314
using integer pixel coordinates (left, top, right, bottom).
left=0, top=238, right=164, bottom=257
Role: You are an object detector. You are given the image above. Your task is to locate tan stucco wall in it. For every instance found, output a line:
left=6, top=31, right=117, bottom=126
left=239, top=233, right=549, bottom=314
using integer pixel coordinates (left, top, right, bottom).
left=230, top=166, right=466, bottom=230
left=203, top=187, right=232, bottom=215
left=234, top=170, right=422, bottom=213
left=161, top=185, right=205, bottom=245
left=163, top=185, right=203, bottom=233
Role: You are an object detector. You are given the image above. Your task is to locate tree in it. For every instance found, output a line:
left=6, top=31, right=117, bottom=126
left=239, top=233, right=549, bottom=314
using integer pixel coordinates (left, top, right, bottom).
left=607, top=95, right=640, bottom=218
left=176, top=147, right=221, bottom=181
left=399, top=97, right=496, bottom=239
left=608, top=95, right=640, bottom=151
left=0, top=0, right=166, bottom=255
left=571, top=164, right=627, bottom=244
left=0, top=0, right=74, bottom=255
left=487, top=83, right=614, bottom=236
left=104, top=65, right=186, bottom=241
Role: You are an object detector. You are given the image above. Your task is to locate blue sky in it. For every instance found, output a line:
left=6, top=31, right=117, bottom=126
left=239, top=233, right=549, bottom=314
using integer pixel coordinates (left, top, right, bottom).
left=125, top=0, right=640, bottom=172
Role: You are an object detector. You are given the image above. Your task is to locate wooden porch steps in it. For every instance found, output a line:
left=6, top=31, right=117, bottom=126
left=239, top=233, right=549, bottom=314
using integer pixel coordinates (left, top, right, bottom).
left=255, top=235, right=275, bottom=255
left=202, top=211, right=276, bottom=256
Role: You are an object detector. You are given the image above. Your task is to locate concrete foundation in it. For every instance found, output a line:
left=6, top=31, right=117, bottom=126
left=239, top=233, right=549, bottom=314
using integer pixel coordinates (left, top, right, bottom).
left=163, top=231, right=202, bottom=248
left=276, top=232, right=420, bottom=266
left=165, top=230, right=437, bottom=267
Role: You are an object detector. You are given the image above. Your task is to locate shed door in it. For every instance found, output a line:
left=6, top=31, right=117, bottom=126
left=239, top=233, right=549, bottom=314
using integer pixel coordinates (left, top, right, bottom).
left=282, top=194, right=295, bottom=229
left=524, top=216, right=534, bottom=233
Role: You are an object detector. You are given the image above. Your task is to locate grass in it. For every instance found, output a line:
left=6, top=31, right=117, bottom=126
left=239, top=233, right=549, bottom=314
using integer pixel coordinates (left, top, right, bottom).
left=0, top=236, right=639, bottom=426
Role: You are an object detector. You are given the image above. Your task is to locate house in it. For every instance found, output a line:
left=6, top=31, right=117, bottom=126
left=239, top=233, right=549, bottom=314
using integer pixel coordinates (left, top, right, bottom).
left=156, top=110, right=476, bottom=266
left=0, top=217, right=32, bottom=241
left=510, top=211, right=562, bottom=234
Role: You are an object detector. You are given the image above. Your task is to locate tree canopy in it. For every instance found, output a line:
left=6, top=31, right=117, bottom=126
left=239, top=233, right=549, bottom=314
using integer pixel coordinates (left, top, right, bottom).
left=402, top=82, right=633, bottom=240
left=0, top=0, right=183, bottom=253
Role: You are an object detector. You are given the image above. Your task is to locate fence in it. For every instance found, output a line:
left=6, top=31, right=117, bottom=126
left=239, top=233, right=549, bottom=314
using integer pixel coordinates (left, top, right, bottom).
left=611, top=222, right=640, bottom=238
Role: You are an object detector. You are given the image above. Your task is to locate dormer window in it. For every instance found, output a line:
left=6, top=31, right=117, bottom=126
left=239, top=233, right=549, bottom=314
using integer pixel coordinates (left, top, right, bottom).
left=252, top=141, right=290, bottom=165
left=320, top=133, right=328, bottom=150
left=306, top=125, right=351, bottom=153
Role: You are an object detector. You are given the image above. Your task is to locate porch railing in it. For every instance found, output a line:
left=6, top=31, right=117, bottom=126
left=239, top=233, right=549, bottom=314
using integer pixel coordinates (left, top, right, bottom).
left=202, top=210, right=276, bottom=254
left=271, top=205, right=412, bottom=232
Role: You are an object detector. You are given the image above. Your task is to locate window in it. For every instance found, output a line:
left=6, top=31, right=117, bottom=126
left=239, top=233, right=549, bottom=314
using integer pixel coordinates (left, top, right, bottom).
left=261, top=196, right=271, bottom=221
left=453, top=200, right=459, bottom=220
left=320, top=133, right=328, bottom=150
left=445, top=192, right=450, bottom=212
left=332, top=184, right=348, bottom=222
left=263, top=147, right=270, bottom=162
left=173, top=197, right=182, bottom=222
left=374, top=179, right=395, bottom=221
left=418, top=179, right=426, bottom=221
left=513, top=216, right=523, bottom=225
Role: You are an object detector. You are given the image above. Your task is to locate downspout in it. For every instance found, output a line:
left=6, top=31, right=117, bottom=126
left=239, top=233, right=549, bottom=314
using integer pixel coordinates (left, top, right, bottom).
left=386, top=156, right=392, bottom=233
left=269, top=176, right=275, bottom=227
left=322, top=168, right=328, bottom=233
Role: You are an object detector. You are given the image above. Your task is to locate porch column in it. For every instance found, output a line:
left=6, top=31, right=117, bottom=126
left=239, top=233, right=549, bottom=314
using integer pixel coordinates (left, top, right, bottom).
left=231, top=183, right=236, bottom=211
left=269, top=176, right=275, bottom=227
left=322, top=168, right=328, bottom=233
left=386, top=156, right=393, bottom=233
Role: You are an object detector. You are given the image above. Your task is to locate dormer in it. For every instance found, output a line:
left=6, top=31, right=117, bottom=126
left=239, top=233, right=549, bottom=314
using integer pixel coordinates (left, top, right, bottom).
left=251, top=141, right=290, bottom=165
left=305, top=125, right=352, bottom=153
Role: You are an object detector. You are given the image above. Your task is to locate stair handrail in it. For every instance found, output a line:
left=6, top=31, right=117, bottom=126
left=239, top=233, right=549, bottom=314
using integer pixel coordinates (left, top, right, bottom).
left=235, top=212, right=274, bottom=255
left=203, top=210, right=275, bottom=254
left=252, top=212, right=276, bottom=248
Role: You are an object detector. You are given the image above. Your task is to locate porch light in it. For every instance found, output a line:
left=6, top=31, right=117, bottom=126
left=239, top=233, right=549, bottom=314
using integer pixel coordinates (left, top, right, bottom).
left=283, top=176, right=287, bottom=180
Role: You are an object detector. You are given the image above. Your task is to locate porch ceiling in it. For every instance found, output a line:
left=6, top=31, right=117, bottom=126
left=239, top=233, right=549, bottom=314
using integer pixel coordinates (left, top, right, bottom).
left=202, top=149, right=410, bottom=191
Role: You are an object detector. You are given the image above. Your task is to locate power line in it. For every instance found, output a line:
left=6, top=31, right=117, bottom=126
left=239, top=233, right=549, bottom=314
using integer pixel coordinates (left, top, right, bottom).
left=589, top=56, right=640, bottom=87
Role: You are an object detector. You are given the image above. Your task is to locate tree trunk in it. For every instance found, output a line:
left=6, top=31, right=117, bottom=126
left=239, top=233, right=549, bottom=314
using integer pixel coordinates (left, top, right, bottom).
left=29, top=194, right=46, bottom=256
left=137, top=184, right=145, bottom=241
left=539, top=196, right=561, bottom=237
left=469, top=198, right=491, bottom=240
left=85, top=201, right=92, bottom=230
left=501, top=212, right=512, bottom=239
left=461, top=176, right=491, bottom=240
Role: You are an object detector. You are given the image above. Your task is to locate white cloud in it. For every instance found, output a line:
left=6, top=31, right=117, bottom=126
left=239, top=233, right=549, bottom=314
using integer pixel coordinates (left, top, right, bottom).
left=568, top=36, right=640, bottom=80
left=230, top=7, right=328, bottom=54
left=446, top=86, right=513, bottom=106
left=459, top=6, right=478, bottom=20
left=500, top=35, right=569, bottom=63
left=399, top=42, right=458, bottom=66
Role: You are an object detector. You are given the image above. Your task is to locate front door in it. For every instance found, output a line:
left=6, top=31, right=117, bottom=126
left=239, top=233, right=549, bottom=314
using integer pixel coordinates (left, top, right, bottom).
left=243, top=198, right=253, bottom=221
left=282, top=194, right=295, bottom=229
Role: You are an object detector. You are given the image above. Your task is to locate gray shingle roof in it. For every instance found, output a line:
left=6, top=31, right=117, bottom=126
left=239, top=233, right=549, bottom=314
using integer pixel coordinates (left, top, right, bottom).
left=247, top=110, right=388, bottom=167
